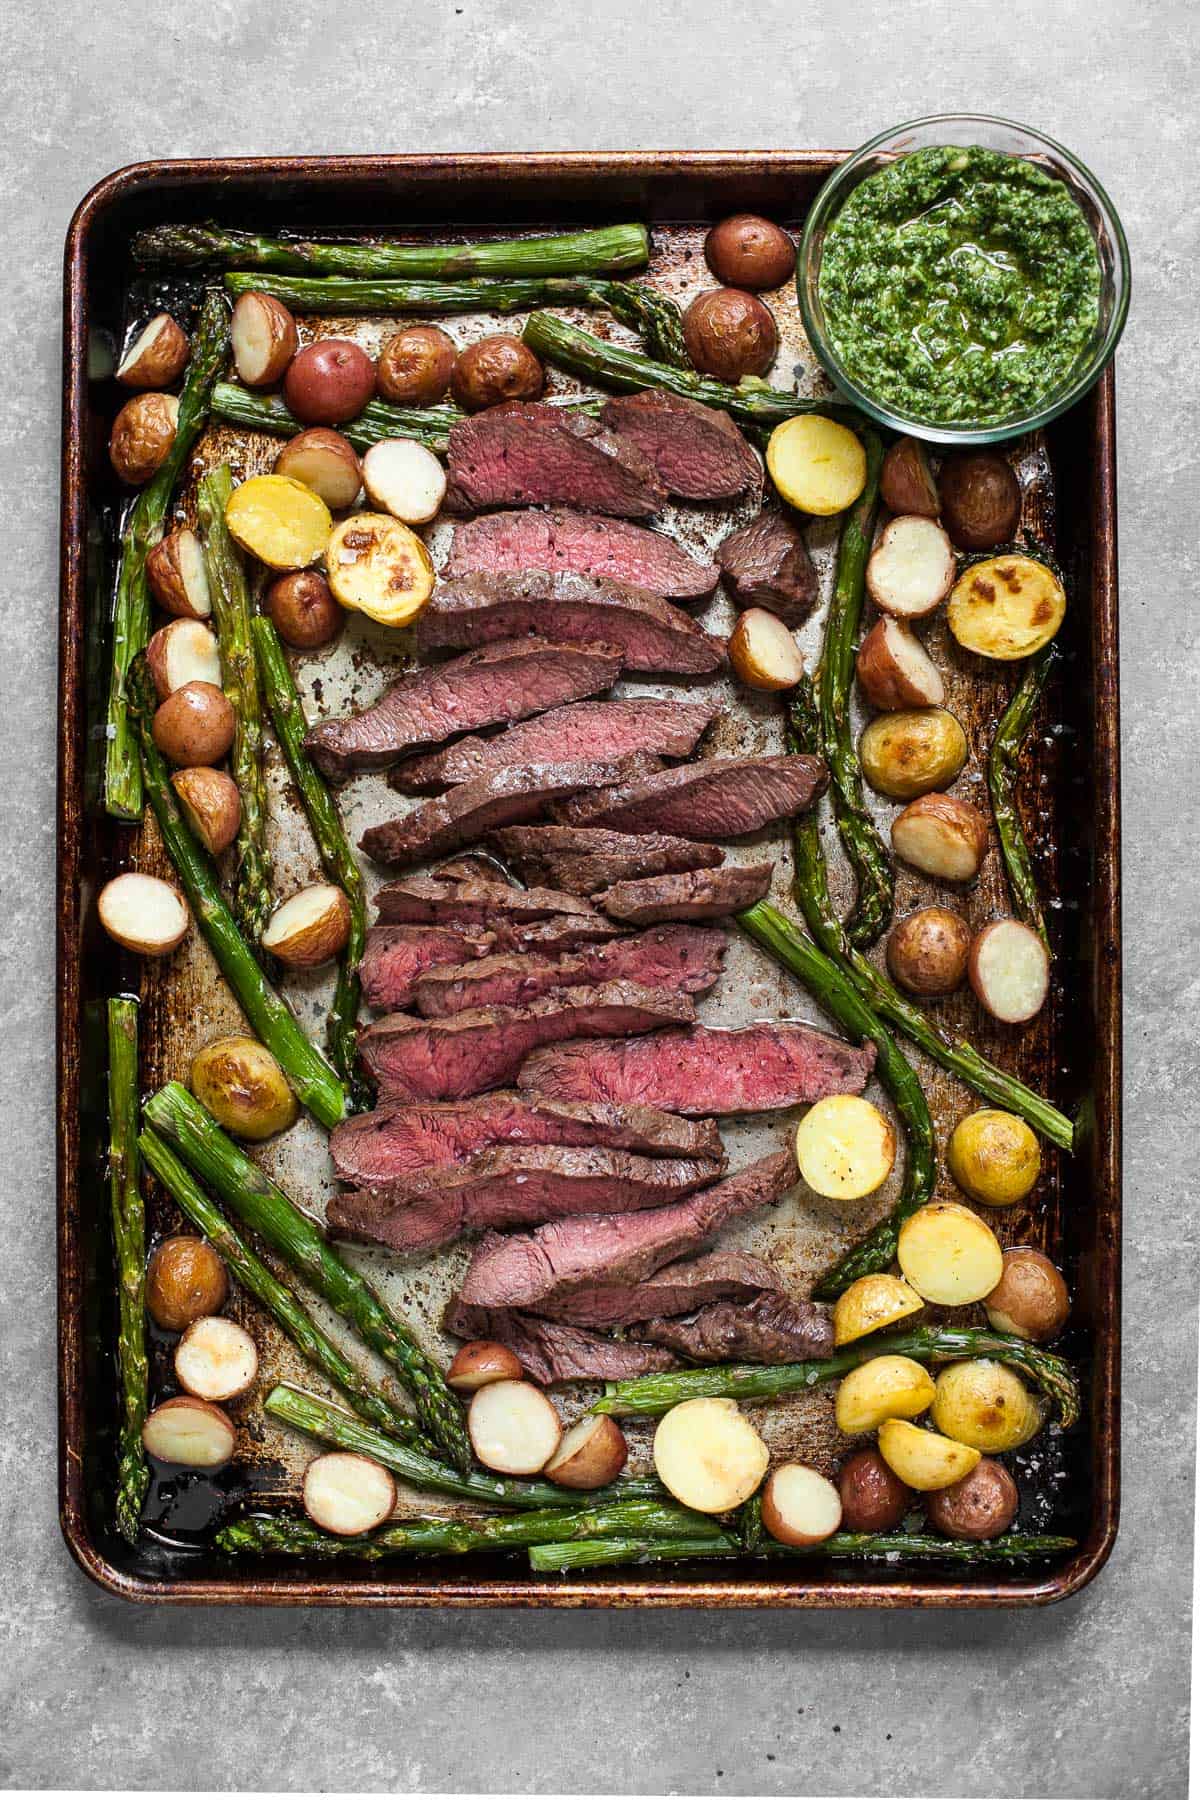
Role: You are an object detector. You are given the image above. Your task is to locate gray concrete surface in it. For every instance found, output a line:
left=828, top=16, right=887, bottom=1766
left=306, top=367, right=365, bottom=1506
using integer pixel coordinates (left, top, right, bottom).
left=1, top=1, right=1195, bottom=1794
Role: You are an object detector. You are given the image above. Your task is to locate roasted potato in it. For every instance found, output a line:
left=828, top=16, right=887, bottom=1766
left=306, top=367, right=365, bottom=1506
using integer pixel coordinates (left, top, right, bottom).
left=284, top=338, right=377, bottom=424
left=231, top=291, right=299, bottom=388
left=261, top=884, right=352, bottom=969
left=704, top=215, right=795, bottom=290
left=97, top=872, right=190, bottom=956
left=109, top=392, right=179, bottom=485
left=796, top=1095, right=895, bottom=1200
left=142, top=1396, right=235, bottom=1469
left=876, top=1419, right=981, bottom=1492
left=653, top=1397, right=768, bottom=1512
left=325, top=512, right=435, bottom=627
left=761, top=1463, right=842, bottom=1546
left=303, top=1452, right=396, bottom=1536
left=361, top=438, right=447, bottom=525
left=925, top=1457, right=1018, bottom=1540
left=834, top=1355, right=935, bottom=1437
left=171, top=766, right=242, bottom=856
left=766, top=415, right=866, bottom=516
left=727, top=608, right=804, bottom=692
left=866, top=515, right=956, bottom=619
left=451, top=334, right=544, bottom=410
left=190, top=1035, right=298, bottom=1141
left=931, top=1359, right=1044, bottom=1453
left=838, top=1447, right=913, bottom=1532
left=855, top=617, right=945, bottom=710
left=684, top=288, right=778, bottom=381
left=545, top=1416, right=629, bottom=1490
left=886, top=906, right=971, bottom=996
left=117, top=312, right=189, bottom=389
left=859, top=708, right=967, bottom=801
left=174, top=1315, right=259, bottom=1403
left=225, top=473, right=332, bottom=571
left=265, top=570, right=342, bottom=650
left=891, top=792, right=989, bottom=883
left=833, top=1273, right=923, bottom=1347
left=968, top=919, right=1051, bottom=1023
left=145, top=1235, right=229, bottom=1331
left=939, top=452, right=1021, bottom=551
left=947, top=556, right=1066, bottom=660
left=146, top=618, right=222, bottom=699
left=447, top=1340, right=524, bottom=1392
left=274, top=428, right=363, bottom=510
left=152, top=681, right=235, bottom=768
left=879, top=436, right=940, bottom=518
left=948, top=1109, right=1041, bottom=1207
left=897, top=1201, right=1004, bottom=1306
left=146, top=527, right=212, bottom=620
left=469, top=1379, right=561, bottom=1475
left=985, top=1248, right=1070, bottom=1342
left=377, top=325, right=457, bottom=405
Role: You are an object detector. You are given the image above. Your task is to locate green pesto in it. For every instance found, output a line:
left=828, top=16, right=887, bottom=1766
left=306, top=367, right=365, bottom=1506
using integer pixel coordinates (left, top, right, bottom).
left=819, top=146, right=1101, bottom=424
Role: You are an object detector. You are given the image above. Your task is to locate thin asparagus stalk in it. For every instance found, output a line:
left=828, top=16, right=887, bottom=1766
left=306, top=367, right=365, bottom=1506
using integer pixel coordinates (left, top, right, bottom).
left=250, top=617, right=368, bottom=1106
left=216, top=1499, right=707, bottom=1559
left=263, top=1382, right=664, bottom=1511
left=135, top=222, right=651, bottom=278
left=530, top=1531, right=1077, bottom=1572
left=737, top=899, right=935, bottom=1298
left=104, top=289, right=229, bottom=818
left=127, top=659, right=346, bottom=1130
left=196, top=466, right=273, bottom=944
left=592, top=1324, right=1080, bottom=1426
left=212, top=382, right=462, bottom=454
left=107, top=999, right=149, bottom=1543
left=989, top=644, right=1059, bottom=947
left=143, top=1082, right=470, bottom=1467
left=531, top=1532, right=735, bottom=1570
left=138, top=1127, right=432, bottom=1451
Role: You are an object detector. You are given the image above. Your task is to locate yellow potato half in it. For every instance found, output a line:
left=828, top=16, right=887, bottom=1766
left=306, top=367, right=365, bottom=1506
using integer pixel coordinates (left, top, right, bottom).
left=795, top=1095, right=896, bottom=1200
left=326, top=511, right=435, bottom=627
left=833, top=1273, right=924, bottom=1347
left=947, top=555, right=1066, bottom=660
left=834, top=1355, right=935, bottom=1437
left=877, top=1419, right=982, bottom=1491
left=896, top=1201, right=1004, bottom=1306
left=225, top=473, right=332, bottom=570
left=766, top=415, right=867, bottom=516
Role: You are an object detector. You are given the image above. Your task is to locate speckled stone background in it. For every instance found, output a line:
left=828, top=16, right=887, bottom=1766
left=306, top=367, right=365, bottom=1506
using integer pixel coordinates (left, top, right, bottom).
left=2, top=1, right=1195, bottom=1795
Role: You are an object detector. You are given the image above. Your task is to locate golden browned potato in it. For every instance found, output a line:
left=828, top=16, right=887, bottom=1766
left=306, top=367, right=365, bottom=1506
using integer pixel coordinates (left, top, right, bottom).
left=451, top=335, right=544, bottom=410
left=833, top=1273, right=923, bottom=1347
left=265, top=570, right=343, bottom=650
left=876, top=1419, right=981, bottom=1491
left=146, top=528, right=212, bottom=620
left=109, top=392, right=179, bottom=484
left=948, top=1109, right=1041, bottom=1207
left=859, top=708, right=967, bottom=801
left=897, top=1202, right=1004, bottom=1305
left=274, top=428, right=363, bottom=510
left=225, top=473, right=332, bottom=571
left=704, top=215, right=796, bottom=290
left=838, top=1448, right=913, bottom=1532
left=190, top=1035, right=298, bottom=1141
left=377, top=325, right=458, bottom=405
left=925, top=1457, right=1018, bottom=1540
left=985, top=1247, right=1070, bottom=1342
left=117, top=312, right=189, bottom=390
left=325, top=512, right=434, bottom=627
left=683, top=288, right=778, bottom=381
left=261, top=884, right=352, bottom=969
left=947, top=556, right=1066, bottom=660
left=939, top=452, right=1021, bottom=551
left=886, top=906, right=972, bottom=996
left=727, top=608, right=804, bottom=691
left=230, top=291, right=299, bottom=388
left=834, top=1355, right=935, bottom=1436
left=171, top=766, right=242, bottom=855
left=151, top=681, right=235, bottom=768
left=855, top=617, right=945, bottom=710
left=891, top=792, right=989, bottom=882
left=879, top=436, right=940, bottom=518
left=931, top=1359, right=1044, bottom=1453
left=145, top=1235, right=229, bottom=1331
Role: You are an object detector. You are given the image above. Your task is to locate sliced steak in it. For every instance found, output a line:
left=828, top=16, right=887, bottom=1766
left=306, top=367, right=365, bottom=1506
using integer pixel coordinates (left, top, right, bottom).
left=518, top=1020, right=876, bottom=1115
left=445, top=404, right=666, bottom=517
left=716, top=511, right=819, bottom=626
left=414, top=925, right=730, bottom=1016
left=305, top=639, right=622, bottom=782
left=416, top=572, right=725, bottom=676
left=640, top=1289, right=835, bottom=1362
left=445, top=509, right=720, bottom=600
left=554, top=754, right=828, bottom=839
left=491, top=824, right=722, bottom=895
left=598, top=861, right=773, bottom=924
left=374, top=874, right=600, bottom=930
left=445, top=1299, right=676, bottom=1384
left=361, top=923, right=496, bottom=1011
left=600, top=390, right=762, bottom=500
left=391, top=698, right=721, bottom=795
left=537, top=1249, right=785, bottom=1329
left=459, top=1151, right=797, bottom=1311
left=330, top=1093, right=724, bottom=1186
left=360, top=983, right=698, bottom=1101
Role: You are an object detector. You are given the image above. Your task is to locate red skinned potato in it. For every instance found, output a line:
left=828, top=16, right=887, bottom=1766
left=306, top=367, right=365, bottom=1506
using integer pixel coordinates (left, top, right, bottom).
left=147, top=619, right=222, bottom=699
left=545, top=1416, right=629, bottom=1490
left=704, top=215, right=795, bottom=290
left=98, top=872, right=190, bottom=956
left=142, top=1396, right=235, bottom=1469
left=468, top=1380, right=562, bottom=1475
left=925, top=1457, right=1018, bottom=1541
left=451, top=335, right=544, bottom=411
left=939, top=452, right=1021, bottom=551
left=265, top=570, right=342, bottom=650
left=109, top=392, right=179, bottom=484
left=683, top=288, right=778, bottom=381
left=728, top=608, right=804, bottom=692
left=761, top=1463, right=843, bottom=1546
left=274, top=428, right=362, bottom=509
left=146, top=528, right=212, bottom=620
left=856, top=617, right=944, bottom=710
left=171, top=766, right=242, bottom=855
left=377, top=325, right=457, bottom=405
left=284, top=338, right=376, bottom=425
left=866, top=515, right=956, bottom=619
left=886, top=906, right=971, bottom=996
left=447, top=1341, right=524, bottom=1393
left=231, top=291, right=299, bottom=388
left=303, top=1452, right=397, bottom=1536
left=967, top=919, right=1050, bottom=1024
left=837, top=1448, right=913, bottom=1533
left=880, top=437, right=940, bottom=518
left=261, top=884, right=352, bottom=969
left=152, top=681, right=236, bottom=768
left=985, top=1247, right=1070, bottom=1342
left=892, top=792, right=989, bottom=882
left=117, top=312, right=189, bottom=390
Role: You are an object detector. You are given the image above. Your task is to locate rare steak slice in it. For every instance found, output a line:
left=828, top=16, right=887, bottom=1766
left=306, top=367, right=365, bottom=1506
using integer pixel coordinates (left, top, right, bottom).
left=415, top=572, right=725, bottom=676
left=554, top=754, right=828, bottom=839
left=327, top=1146, right=724, bottom=1254
left=640, top=1289, right=834, bottom=1361
left=445, top=404, right=667, bottom=517
left=490, top=824, right=722, bottom=895
left=330, top=1093, right=724, bottom=1185
left=444, top=1299, right=676, bottom=1384
left=413, top=925, right=729, bottom=1016
left=360, top=983, right=697, bottom=1101
left=390, top=698, right=721, bottom=794
left=361, top=924, right=496, bottom=1011
left=600, top=390, right=762, bottom=500
left=459, top=1151, right=797, bottom=1311
left=598, top=861, right=774, bottom=924
left=536, top=1248, right=785, bottom=1329
left=374, top=874, right=601, bottom=930
left=304, top=638, right=622, bottom=782
left=444, top=508, right=719, bottom=600
left=715, top=511, right=819, bottom=626
left=518, top=1020, right=876, bottom=1115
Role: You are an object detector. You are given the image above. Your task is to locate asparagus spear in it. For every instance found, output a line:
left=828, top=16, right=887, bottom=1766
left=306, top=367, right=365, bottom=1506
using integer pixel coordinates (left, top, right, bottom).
left=127, top=659, right=347, bottom=1130
left=216, top=1499, right=708, bottom=1559
left=142, top=1082, right=471, bottom=1468
left=989, top=644, right=1059, bottom=947
left=138, top=1126, right=433, bottom=1451
left=196, top=466, right=273, bottom=945
left=250, top=617, right=369, bottom=1104
left=592, top=1324, right=1080, bottom=1426
left=135, top=222, right=651, bottom=278
left=107, top=999, right=149, bottom=1543
left=212, top=382, right=462, bottom=454
left=105, top=289, right=229, bottom=819
left=529, top=1531, right=1077, bottom=1572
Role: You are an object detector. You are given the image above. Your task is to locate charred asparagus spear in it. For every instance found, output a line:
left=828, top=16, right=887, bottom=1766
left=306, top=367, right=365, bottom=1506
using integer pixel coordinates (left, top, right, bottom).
left=197, top=465, right=273, bottom=945
left=989, top=644, right=1059, bottom=947
left=105, top=289, right=228, bottom=819
left=529, top=1531, right=1077, bottom=1572
left=134, top=222, right=651, bottom=278
left=217, top=1499, right=708, bottom=1559
left=142, top=1082, right=470, bottom=1469
left=127, top=658, right=347, bottom=1130
left=211, top=382, right=462, bottom=454
left=107, top=998, right=149, bottom=1543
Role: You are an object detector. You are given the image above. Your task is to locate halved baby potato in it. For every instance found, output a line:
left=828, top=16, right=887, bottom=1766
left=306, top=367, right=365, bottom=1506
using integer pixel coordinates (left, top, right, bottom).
left=545, top=1415, right=629, bottom=1490
left=761, top=1463, right=843, bottom=1546
left=174, top=1314, right=259, bottom=1403
left=142, top=1395, right=236, bottom=1469
left=968, top=919, right=1050, bottom=1024
left=728, top=608, right=804, bottom=692
left=146, top=527, right=213, bottom=620
left=225, top=473, right=332, bottom=571
left=866, top=515, right=956, bottom=619
left=98, top=871, right=190, bottom=956
left=261, top=884, right=352, bottom=970
left=876, top=1418, right=981, bottom=1491
left=325, top=511, right=435, bottom=627
left=468, top=1379, right=561, bottom=1475
left=303, top=1452, right=397, bottom=1536
left=766, top=415, right=867, bottom=516
left=361, top=438, right=447, bottom=526
left=147, top=618, right=222, bottom=699
left=833, top=1273, right=923, bottom=1347
left=891, top=792, right=989, bottom=882
left=231, top=290, right=299, bottom=389
left=947, top=555, right=1066, bottom=659
left=653, top=1396, right=768, bottom=1513
left=855, top=617, right=945, bottom=710
left=931, top=1359, right=1045, bottom=1453
left=834, top=1355, right=935, bottom=1437
left=896, top=1202, right=1004, bottom=1306
left=795, top=1095, right=895, bottom=1200
left=116, top=312, right=189, bottom=389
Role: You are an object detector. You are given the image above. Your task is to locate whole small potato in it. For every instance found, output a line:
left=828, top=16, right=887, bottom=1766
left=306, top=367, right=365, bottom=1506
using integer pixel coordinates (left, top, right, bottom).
left=880, top=436, right=940, bottom=518
left=859, top=708, right=967, bottom=801
left=451, top=335, right=544, bottom=411
left=274, top=428, right=363, bottom=510
left=171, top=766, right=242, bottom=855
left=152, top=681, right=235, bottom=768
left=948, top=1108, right=1041, bottom=1207
left=190, top=1035, right=298, bottom=1141
left=109, top=392, right=179, bottom=485
left=145, top=1235, right=228, bottom=1332
left=886, top=906, right=971, bottom=996
left=940, top=452, right=1021, bottom=551
left=985, top=1247, right=1070, bottom=1342
left=704, top=215, right=796, bottom=290
left=838, top=1447, right=913, bottom=1533
left=266, top=570, right=343, bottom=650
left=925, top=1457, right=1018, bottom=1541
left=683, top=288, right=778, bottom=381
left=931, top=1359, right=1044, bottom=1454
left=284, top=338, right=376, bottom=425
left=377, top=325, right=457, bottom=405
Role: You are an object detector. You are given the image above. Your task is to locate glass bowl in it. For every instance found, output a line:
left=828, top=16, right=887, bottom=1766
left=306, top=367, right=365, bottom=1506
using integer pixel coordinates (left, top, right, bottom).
left=797, top=114, right=1131, bottom=445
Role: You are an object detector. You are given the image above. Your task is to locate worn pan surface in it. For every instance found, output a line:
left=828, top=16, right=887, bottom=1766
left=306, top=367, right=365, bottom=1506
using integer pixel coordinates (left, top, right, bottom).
left=58, top=155, right=1120, bottom=1607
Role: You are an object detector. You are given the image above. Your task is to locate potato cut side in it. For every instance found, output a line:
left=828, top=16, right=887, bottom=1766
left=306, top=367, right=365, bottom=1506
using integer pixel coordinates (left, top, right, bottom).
left=362, top=438, right=448, bottom=525
left=795, top=1095, right=895, bottom=1200
left=728, top=607, right=804, bottom=692
left=866, top=515, right=956, bottom=619
left=231, top=291, right=299, bottom=388
left=834, top=1354, right=935, bottom=1436
left=545, top=1415, right=629, bottom=1490
left=891, top=793, right=988, bottom=882
left=947, top=556, right=1066, bottom=659
left=761, top=1463, right=843, bottom=1545
left=142, top=1396, right=235, bottom=1469
left=116, top=312, right=188, bottom=389
left=326, top=512, right=435, bottom=627
left=302, top=1452, right=397, bottom=1536
left=766, top=415, right=867, bottom=516
left=833, top=1273, right=924, bottom=1347
left=468, top=1379, right=561, bottom=1474
left=652, top=1396, right=768, bottom=1513
left=855, top=617, right=945, bottom=710
left=896, top=1202, right=1004, bottom=1306
left=877, top=1419, right=981, bottom=1491
left=147, top=618, right=222, bottom=698
left=225, top=473, right=332, bottom=571
left=261, top=883, right=352, bottom=970
left=931, top=1359, right=1045, bottom=1454
left=97, top=872, right=189, bottom=956
left=968, top=919, right=1050, bottom=1023
left=174, top=1315, right=259, bottom=1402
left=274, top=430, right=363, bottom=511
left=447, top=1340, right=524, bottom=1392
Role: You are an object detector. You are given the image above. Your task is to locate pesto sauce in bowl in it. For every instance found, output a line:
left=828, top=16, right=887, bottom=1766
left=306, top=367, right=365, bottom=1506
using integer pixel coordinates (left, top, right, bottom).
left=818, top=145, right=1102, bottom=426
